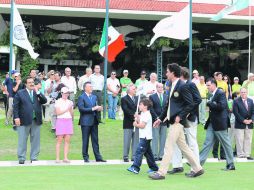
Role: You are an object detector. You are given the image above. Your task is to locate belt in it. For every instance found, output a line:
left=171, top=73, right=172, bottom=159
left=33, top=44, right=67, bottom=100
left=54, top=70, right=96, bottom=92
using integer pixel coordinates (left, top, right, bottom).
left=94, top=90, right=102, bottom=92
left=201, top=97, right=206, bottom=99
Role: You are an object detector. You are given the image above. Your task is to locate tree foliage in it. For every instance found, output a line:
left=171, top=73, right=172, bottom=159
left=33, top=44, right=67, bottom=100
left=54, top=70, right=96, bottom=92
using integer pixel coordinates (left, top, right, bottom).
left=20, top=52, right=39, bottom=77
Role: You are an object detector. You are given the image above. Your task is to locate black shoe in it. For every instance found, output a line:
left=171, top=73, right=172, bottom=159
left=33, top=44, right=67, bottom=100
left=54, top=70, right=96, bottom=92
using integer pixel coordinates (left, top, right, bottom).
left=30, top=159, right=38, bottom=163
left=167, top=167, right=184, bottom=174
left=19, top=160, right=25, bottom=164
left=158, top=158, right=162, bottom=161
left=222, top=163, right=235, bottom=171
left=247, top=157, right=254, bottom=160
left=96, top=159, right=107, bottom=162
left=131, top=159, right=134, bottom=161
left=123, top=158, right=129, bottom=162
left=154, top=158, right=159, bottom=161
left=220, top=156, right=226, bottom=160
left=185, top=169, right=204, bottom=178
left=84, top=159, right=89, bottom=163
left=149, top=172, right=165, bottom=180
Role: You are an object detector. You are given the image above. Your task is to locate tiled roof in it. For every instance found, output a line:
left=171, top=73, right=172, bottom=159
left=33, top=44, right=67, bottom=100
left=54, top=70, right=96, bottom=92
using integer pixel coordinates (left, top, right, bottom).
left=1, top=0, right=253, bottom=16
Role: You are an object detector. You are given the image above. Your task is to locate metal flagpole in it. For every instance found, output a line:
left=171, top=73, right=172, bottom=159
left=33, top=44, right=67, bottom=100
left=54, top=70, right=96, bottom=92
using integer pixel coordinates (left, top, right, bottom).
left=248, top=0, right=251, bottom=74
left=103, top=0, right=109, bottom=119
left=9, top=0, right=14, bottom=74
left=189, top=0, right=193, bottom=79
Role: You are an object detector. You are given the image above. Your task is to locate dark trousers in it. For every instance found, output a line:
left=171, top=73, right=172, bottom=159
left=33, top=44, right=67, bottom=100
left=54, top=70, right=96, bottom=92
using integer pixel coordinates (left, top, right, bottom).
left=81, top=124, right=102, bottom=160
left=212, top=137, right=226, bottom=159
left=132, top=138, right=158, bottom=172
left=92, top=90, right=102, bottom=122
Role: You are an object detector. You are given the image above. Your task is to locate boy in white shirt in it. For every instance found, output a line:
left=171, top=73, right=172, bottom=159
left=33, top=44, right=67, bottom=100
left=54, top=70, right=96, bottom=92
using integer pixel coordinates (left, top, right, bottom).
left=127, top=98, right=158, bottom=174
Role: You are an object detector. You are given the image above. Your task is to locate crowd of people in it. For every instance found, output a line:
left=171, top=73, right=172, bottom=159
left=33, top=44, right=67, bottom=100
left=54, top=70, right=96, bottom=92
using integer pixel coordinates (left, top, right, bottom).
left=1, top=63, right=254, bottom=180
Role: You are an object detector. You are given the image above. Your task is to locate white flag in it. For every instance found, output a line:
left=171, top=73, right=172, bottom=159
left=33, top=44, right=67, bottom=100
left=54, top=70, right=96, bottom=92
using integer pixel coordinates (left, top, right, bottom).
left=12, top=2, right=39, bottom=59
left=211, top=0, right=250, bottom=21
left=148, top=5, right=190, bottom=47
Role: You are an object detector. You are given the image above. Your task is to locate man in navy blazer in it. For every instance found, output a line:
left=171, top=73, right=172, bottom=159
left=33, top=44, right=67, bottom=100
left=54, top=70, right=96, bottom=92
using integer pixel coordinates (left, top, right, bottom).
left=13, top=77, right=47, bottom=164
left=121, top=84, right=140, bottom=162
left=169, top=67, right=202, bottom=174
left=77, top=81, right=106, bottom=162
left=149, top=83, right=167, bottom=161
left=199, top=78, right=235, bottom=170
left=233, top=87, right=254, bottom=159
left=150, top=63, right=203, bottom=180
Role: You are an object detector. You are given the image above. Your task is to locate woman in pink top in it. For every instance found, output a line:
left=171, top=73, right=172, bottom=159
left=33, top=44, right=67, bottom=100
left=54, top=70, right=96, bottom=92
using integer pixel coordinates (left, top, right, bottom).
left=55, top=87, right=74, bottom=163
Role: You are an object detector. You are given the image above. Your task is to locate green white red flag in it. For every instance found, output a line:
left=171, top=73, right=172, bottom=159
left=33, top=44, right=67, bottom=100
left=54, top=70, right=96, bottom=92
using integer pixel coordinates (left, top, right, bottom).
left=99, top=20, right=125, bottom=62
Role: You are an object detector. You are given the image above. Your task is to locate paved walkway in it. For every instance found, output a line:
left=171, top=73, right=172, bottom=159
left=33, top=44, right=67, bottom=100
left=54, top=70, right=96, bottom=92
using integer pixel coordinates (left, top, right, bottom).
left=0, top=158, right=253, bottom=167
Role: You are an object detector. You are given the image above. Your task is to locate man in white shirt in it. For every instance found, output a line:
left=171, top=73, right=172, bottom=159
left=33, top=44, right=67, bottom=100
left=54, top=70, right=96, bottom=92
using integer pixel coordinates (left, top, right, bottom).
left=91, top=65, right=105, bottom=122
left=78, top=68, right=92, bottom=91
left=61, top=67, right=77, bottom=105
left=107, top=71, right=120, bottom=119
left=143, top=73, right=158, bottom=97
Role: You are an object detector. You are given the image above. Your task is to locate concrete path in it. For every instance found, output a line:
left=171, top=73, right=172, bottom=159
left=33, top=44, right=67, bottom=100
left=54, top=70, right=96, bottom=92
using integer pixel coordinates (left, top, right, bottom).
left=0, top=158, right=253, bottom=167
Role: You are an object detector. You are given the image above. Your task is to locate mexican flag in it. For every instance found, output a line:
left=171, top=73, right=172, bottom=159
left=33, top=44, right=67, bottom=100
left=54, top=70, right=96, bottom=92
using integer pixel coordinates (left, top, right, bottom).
left=99, top=20, right=125, bottom=62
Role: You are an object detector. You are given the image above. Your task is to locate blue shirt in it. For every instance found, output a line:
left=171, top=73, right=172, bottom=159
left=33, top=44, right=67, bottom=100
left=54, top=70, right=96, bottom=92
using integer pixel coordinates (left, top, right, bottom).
left=4, top=77, right=14, bottom=97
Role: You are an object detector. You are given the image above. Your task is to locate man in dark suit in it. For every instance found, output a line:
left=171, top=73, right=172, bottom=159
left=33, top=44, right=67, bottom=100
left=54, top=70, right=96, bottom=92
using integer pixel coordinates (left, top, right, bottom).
left=121, top=84, right=139, bottom=162
left=149, top=63, right=203, bottom=180
left=169, top=67, right=202, bottom=174
left=199, top=78, right=235, bottom=170
left=233, top=87, right=254, bottom=159
left=13, top=77, right=47, bottom=164
left=149, top=83, right=167, bottom=161
left=77, top=82, right=106, bottom=163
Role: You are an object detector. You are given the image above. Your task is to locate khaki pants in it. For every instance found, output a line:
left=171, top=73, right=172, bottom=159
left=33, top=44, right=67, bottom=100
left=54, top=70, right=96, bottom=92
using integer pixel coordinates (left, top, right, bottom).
left=6, top=97, right=13, bottom=124
left=235, top=128, right=253, bottom=157
left=158, top=123, right=202, bottom=176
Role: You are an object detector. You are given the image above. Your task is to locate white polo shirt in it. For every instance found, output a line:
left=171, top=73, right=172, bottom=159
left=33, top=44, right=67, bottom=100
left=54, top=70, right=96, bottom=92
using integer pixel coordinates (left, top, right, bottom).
left=139, top=110, right=153, bottom=140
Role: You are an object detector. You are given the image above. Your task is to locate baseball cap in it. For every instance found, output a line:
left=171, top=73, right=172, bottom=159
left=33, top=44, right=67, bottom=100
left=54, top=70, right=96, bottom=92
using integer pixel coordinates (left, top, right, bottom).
left=123, top=70, right=128, bottom=74
left=192, top=70, right=199, bottom=74
left=11, top=70, right=17, bottom=75
left=233, top=77, right=239, bottom=81
left=141, top=70, right=146, bottom=75
left=61, top=87, right=70, bottom=93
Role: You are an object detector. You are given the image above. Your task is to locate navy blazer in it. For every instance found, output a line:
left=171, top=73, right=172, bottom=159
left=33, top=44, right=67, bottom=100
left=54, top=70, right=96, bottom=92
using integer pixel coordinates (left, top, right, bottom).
left=205, top=88, right=229, bottom=131
left=78, top=92, right=99, bottom=127
left=186, top=80, right=202, bottom=122
left=149, top=93, right=168, bottom=123
left=159, top=79, right=194, bottom=125
left=233, top=97, right=254, bottom=129
left=121, top=95, right=138, bottom=129
left=13, top=89, right=47, bottom=126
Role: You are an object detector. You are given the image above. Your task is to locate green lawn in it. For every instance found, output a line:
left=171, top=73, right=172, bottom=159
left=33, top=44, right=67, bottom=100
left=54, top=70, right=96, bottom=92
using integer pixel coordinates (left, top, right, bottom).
left=0, top=108, right=254, bottom=161
left=1, top=109, right=254, bottom=190
left=0, top=163, right=253, bottom=190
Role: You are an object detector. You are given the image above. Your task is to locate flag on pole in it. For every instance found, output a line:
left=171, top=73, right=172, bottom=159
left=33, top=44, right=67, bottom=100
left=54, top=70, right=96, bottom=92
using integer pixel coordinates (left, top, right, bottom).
left=12, top=2, right=39, bottom=59
left=211, top=0, right=250, bottom=21
left=148, top=5, right=190, bottom=47
left=99, top=20, right=125, bottom=62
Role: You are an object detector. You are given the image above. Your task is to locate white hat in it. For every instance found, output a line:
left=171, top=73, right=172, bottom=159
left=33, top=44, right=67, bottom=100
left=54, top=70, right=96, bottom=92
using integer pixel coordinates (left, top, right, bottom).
left=123, top=70, right=128, bottom=74
left=248, top=73, right=254, bottom=78
left=233, top=77, right=239, bottom=81
left=193, top=69, right=199, bottom=74
left=61, top=87, right=70, bottom=93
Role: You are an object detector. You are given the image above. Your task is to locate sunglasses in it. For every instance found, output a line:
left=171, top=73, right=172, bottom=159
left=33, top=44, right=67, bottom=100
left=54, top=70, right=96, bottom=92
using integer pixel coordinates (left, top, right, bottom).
left=111, top=73, right=116, bottom=75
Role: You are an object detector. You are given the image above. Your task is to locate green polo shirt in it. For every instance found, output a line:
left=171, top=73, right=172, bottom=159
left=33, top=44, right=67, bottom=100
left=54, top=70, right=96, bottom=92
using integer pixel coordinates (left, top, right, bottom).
left=120, top=77, right=132, bottom=92
left=242, top=80, right=254, bottom=96
left=135, top=78, right=148, bottom=87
